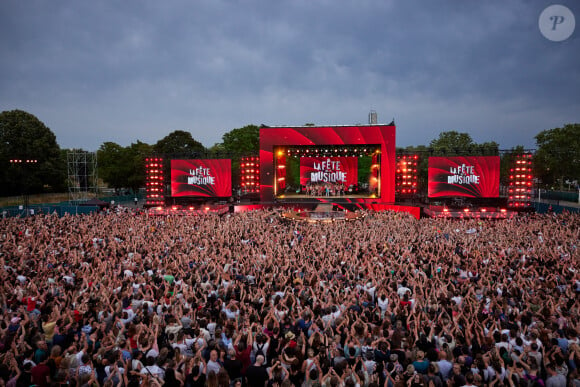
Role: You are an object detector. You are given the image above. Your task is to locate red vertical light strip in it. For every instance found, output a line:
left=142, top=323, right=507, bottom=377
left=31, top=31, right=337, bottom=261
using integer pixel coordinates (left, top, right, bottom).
left=395, top=154, right=418, bottom=196
left=240, top=156, right=260, bottom=194
left=508, top=153, right=533, bottom=208
left=146, top=157, right=164, bottom=206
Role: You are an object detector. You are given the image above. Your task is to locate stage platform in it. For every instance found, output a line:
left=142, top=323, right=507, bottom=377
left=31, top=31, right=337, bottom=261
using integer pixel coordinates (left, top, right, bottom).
left=146, top=200, right=421, bottom=219
left=147, top=204, right=230, bottom=216
left=424, top=205, right=516, bottom=219
left=277, top=193, right=370, bottom=199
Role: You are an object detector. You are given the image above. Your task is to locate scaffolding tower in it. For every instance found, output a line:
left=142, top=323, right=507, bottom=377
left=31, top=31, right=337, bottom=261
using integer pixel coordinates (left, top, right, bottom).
left=67, top=151, right=98, bottom=203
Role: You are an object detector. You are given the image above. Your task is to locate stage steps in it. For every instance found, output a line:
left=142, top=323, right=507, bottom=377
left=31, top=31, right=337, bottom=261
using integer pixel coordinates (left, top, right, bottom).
left=314, top=203, right=333, bottom=212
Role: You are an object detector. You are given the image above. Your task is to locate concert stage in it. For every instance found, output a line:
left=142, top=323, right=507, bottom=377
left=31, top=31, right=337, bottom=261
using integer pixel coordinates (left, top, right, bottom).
left=279, top=203, right=360, bottom=222
left=277, top=193, right=369, bottom=199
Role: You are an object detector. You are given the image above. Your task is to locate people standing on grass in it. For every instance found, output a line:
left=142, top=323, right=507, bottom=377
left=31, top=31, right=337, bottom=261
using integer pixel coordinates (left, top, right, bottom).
left=0, top=209, right=578, bottom=386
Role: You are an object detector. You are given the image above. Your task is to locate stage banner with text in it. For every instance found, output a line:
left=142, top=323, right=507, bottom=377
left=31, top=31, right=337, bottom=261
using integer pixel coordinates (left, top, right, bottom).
left=171, top=159, right=232, bottom=197
left=300, top=157, right=358, bottom=186
left=428, top=156, right=500, bottom=198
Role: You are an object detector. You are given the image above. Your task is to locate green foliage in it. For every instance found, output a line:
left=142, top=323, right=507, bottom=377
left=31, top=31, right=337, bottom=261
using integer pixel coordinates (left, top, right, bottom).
left=127, top=141, right=153, bottom=192
left=358, top=156, right=372, bottom=185
left=534, top=124, right=580, bottom=188
left=220, top=125, right=260, bottom=157
left=216, top=125, right=259, bottom=187
left=153, top=130, right=205, bottom=157
left=97, top=142, right=127, bottom=190
left=429, top=131, right=475, bottom=154
left=285, top=156, right=300, bottom=192
left=0, top=110, right=66, bottom=196
left=98, top=141, right=152, bottom=191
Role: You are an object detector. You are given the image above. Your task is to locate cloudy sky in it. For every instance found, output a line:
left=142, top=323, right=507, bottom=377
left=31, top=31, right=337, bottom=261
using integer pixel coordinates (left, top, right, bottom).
left=1, top=0, right=578, bottom=151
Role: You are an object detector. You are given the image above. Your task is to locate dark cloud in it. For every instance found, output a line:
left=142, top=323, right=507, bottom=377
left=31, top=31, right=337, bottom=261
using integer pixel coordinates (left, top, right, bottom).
left=0, top=0, right=578, bottom=150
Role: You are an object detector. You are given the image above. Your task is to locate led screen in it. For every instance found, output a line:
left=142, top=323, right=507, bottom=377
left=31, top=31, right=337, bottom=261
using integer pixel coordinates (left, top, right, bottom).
left=259, top=125, right=396, bottom=202
left=428, top=156, right=500, bottom=198
left=171, top=159, right=232, bottom=197
left=299, top=157, right=358, bottom=186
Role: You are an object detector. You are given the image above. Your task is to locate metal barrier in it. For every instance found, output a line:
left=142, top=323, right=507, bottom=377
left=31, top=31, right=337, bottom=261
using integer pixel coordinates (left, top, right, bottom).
left=534, top=202, right=579, bottom=214
left=540, top=190, right=578, bottom=202
left=0, top=205, right=101, bottom=218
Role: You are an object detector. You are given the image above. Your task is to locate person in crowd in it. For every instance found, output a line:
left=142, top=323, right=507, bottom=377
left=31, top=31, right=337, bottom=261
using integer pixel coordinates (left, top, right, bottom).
left=0, top=209, right=578, bottom=387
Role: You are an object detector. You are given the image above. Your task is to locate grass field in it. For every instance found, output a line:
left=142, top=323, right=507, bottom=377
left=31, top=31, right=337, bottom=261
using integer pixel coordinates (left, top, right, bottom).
left=0, top=193, right=85, bottom=207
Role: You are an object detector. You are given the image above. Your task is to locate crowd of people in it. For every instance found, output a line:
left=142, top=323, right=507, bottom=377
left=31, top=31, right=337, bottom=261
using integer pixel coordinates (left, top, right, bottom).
left=0, top=207, right=578, bottom=387
left=304, top=183, right=349, bottom=197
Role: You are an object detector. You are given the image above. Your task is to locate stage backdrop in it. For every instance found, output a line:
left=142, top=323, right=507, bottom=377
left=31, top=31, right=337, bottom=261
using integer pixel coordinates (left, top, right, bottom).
left=260, top=125, right=396, bottom=202
left=171, top=159, right=232, bottom=197
left=299, top=157, right=358, bottom=187
left=428, top=156, right=500, bottom=198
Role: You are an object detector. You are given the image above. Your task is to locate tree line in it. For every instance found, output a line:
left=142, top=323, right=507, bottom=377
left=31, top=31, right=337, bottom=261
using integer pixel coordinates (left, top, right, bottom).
left=0, top=109, right=577, bottom=197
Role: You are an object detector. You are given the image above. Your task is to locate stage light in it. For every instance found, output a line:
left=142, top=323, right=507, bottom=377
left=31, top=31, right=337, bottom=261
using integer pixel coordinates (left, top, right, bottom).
left=464, top=208, right=470, bottom=212
left=205, top=207, right=210, bottom=211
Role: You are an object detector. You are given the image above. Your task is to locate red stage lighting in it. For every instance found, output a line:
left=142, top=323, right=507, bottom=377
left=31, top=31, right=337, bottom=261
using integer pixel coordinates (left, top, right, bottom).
left=508, top=153, right=533, bottom=209
left=146, top=157, right=164, bottom=206
left=396, top=154, right=419, bottom=196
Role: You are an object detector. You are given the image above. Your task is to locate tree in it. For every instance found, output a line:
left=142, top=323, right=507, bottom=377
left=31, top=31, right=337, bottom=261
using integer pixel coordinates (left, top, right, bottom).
left=126, top=141, right=152, bottom=193
left=217, top=125, right=260, bottom=188
left=429, top=131, right=475, bottom=154
left=534, top=123, right=580, bottom=189
left=153, top=130, right=205, bottom=157
left=0, top=110, right=66, bottom=196
left=220, top=125, right=260, bottom=156
left=97, top=142, right=129, bottom=190
left=97, top=141, right=152, bottom=192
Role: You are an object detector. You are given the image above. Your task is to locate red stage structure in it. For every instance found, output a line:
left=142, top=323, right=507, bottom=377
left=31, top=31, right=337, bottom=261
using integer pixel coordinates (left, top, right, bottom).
left=145, top=157, right=164, bottom=206
left=259, top=125, right=396, bottom=203
left=143, top=125, right=533, bottom=220
left=240, top=156, right=260, bottom=195
left=396, top=154, right=418, bottom=196
left=508, top=153, right=533, bottom=209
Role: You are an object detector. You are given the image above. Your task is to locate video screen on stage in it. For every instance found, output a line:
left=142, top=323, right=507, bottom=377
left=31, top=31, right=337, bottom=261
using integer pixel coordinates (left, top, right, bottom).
left=171, top=159, right=232, bottom=197
left=300, top=157, right=358, bottom=187
left=428, top=156, right=500, bottom=198
left=273, top=146, right=380, bottom=198
left=260, top=126, right=396, bottom=202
